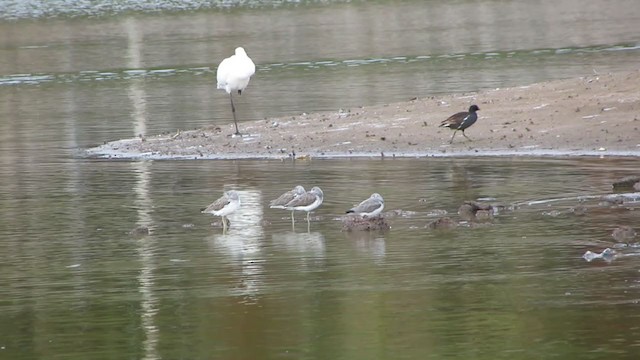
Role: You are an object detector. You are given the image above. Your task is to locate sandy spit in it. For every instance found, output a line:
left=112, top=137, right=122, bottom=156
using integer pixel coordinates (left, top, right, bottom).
left=86, top=69, right=640, bottom=160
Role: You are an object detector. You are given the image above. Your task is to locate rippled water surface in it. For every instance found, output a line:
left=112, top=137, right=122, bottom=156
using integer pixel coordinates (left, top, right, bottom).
left=1, top=0, right=640, bottom=359
left=2, top=158, right=640, bottom=359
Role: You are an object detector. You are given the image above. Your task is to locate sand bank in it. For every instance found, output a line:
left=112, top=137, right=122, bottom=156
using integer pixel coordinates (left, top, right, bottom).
left=86, top=69, right=640, bottom=159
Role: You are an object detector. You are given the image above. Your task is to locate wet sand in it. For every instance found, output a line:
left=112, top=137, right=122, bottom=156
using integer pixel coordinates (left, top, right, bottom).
left=86, top=69, right=640, bottom=159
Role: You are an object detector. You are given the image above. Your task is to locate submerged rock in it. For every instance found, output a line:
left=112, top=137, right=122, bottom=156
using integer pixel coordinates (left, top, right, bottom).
left=129, top=226, right=150, bottom=236
left=458, top=201, right=494, bottom=222
left=611, top=225, right=637, bottom=242
left=426, top=217, right=458, bottom=230
left=342, top=215, right=390, bottom=232
left=612, top=176, right=640, bottom=191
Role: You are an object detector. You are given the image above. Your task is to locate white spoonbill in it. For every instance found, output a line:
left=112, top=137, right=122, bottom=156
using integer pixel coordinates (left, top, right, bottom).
left=216, top=47, right=255, bottom=135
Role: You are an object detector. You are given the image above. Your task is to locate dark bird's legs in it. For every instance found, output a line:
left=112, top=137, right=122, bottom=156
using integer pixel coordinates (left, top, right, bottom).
left=462, top=130, right=472, bottom=141
left=449, top=129, right=472, bottom=144
left=449, top=130, right=458, bottom=144
left=229, top=93, right=241, bottom=136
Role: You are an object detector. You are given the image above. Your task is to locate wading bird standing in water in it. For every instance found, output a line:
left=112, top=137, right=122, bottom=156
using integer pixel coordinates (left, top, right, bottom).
left=270, top=185, right=306, bottom=222
left=439, top=105, right=480, bottom=143
left=202, top=190, right=241, bottom=233
left=216, top=47, right=256, bottom=136
left=285, top=187, right=324, bottom=228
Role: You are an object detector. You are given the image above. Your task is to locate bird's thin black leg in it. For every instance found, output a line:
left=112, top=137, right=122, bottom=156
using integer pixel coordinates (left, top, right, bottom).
left=462, top=130, right=472, bottom=141
left=449, top=130, right=458, bottom=144
left=229, top=93, right=240, bottom=135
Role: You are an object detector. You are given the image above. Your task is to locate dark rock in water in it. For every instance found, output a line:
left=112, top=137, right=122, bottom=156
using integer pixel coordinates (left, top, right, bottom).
left=458, top=201, right=493, bottom=222
left=129, top=226, right=150, bottom=236
left=612, top=225, right=637, bottom=242
left=635, top=182, right=640, bottom=191
left=612, top=176, right=640, bottom=190
left=426, top=217, right=458, bottom=230
left=342, top=215, right=390, bottom=232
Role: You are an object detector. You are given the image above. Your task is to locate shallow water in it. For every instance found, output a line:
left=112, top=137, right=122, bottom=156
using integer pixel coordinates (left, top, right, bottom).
left=2, top=157, right=640, bottom=359
left=1, top=0, right=640, bottom=359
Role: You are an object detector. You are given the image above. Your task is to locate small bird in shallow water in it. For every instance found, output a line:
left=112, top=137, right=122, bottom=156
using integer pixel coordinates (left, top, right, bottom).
left=216, top=47, right=256, bottom=135
left=202, top=190, right=241, bottom=233
left=270, top=185, right=306, bottom=220
left=285, top=187, right=324, bottom=227
left=440, top=104, right=480, bottom=143
left=346, top=193, right=385, bottom=218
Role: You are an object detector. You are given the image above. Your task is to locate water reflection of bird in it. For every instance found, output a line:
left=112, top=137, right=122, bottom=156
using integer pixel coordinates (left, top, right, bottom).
left=216, top=47, right=255, bottom=135
left=440, top=105, right=480, bottom=143
left=346, top=193, right=385, bottom=218
left=202, top=190, right=241, bottom=233
left=285, top=186, right=324, bottom=226
left=270, top=185, right=306, bottom=221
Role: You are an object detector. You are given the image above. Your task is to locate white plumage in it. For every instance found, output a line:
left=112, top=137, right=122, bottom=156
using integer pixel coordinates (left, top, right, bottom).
left=202, top=190, right=241, bottom=233
left=346, top=193, right=385, bottom=218
left=270, top=185, right=306, bottom=209
left=216, top=47, right=255, bottom=135
left=285, top=186, right=324, bottom=226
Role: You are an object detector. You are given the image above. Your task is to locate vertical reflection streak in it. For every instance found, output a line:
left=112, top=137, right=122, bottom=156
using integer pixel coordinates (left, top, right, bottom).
left=207, top=189, right=265, bottom=304
left=126, top=16, right=158, bottom=360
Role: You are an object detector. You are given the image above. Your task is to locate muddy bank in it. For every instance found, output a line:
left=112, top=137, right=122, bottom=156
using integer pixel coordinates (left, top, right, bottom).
left=86, top=69, right=640, bottom=159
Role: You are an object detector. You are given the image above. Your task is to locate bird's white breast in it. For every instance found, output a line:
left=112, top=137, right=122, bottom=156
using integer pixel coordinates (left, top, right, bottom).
left=216, top=51, right=256, bottom=94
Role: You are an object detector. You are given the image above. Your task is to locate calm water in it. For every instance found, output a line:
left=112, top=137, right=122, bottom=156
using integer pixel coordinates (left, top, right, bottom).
left=1, top=1, right=640, bottom=359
